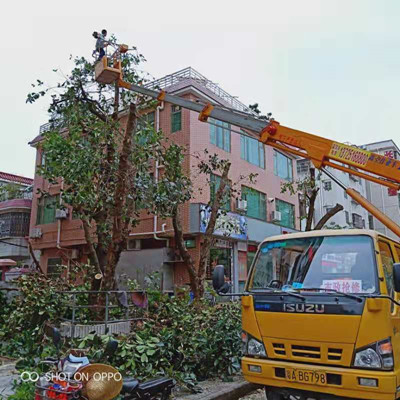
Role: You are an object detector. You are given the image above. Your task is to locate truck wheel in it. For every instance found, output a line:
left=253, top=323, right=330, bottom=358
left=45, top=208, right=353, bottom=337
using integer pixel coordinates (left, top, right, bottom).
left=265, top=388, right=285, bottom=400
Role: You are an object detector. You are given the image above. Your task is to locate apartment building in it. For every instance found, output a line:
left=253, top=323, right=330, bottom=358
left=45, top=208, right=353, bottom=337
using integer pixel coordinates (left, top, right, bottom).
left=29, top=67, right=300, bottom=292
left=297, top=159, right=368, bottom=230
left=362, top=140, right=400, bottom=240
left=0, top=172, right=33, bottom=276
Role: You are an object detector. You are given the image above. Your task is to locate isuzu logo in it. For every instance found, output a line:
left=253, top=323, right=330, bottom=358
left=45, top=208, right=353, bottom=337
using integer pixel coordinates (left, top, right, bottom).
left=283, top=304, right=325, bottom=313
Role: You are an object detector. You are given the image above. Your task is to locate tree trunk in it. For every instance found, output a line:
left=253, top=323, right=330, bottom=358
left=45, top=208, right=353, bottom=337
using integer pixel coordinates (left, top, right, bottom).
left=305, top=168, right=318, bottom=231
left=305, top=188, right=318, bottom=231
left=172, top=208, right=199, bottom=297
left=197, top=162, right=231, bottom=298
left=314, top=203, right=344, bottom=230
left=103, top=103, right=137, bottom=290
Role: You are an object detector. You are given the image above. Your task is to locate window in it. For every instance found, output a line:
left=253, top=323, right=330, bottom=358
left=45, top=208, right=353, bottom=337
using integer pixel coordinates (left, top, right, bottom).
left=0, top=212, right=30, bottom=238
left=171, top=105, right=182, bottom=133
left=297, top=159, right=311, bottom=175
left=323, top=181, right=332, bottom=191
left=352, top=213, right=363, bottom=229
left=242, top=186, right=266, bottom=220
left=40, top=151, right=46, bottom=166
left=210, top=174, right=231, bottom=211
left=368, top=215, right=374, bottom=229
left=395, top=246, right=400, bottom=261
left=378, top=241, right=395, bottom=310
left=273, top=151, right=293, bottom=181
left=47, top=258, right=63, bottom=278
left=345, top=211, right=350, bottom=225
left=240, top=133, right=265, bottom=168
left=36, top=195, right=59, bottom=225
left=276, top=199, right=295, bottom=228
left=210, top=118, right=230, bottom=152
left=250, top=235, right=378, bottom=294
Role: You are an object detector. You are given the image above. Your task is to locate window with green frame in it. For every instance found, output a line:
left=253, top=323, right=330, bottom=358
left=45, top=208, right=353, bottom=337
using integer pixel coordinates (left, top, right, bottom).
left=210, top=174, right=231, bottom=211
left=275, top=199, right=295, bottom=228
left=36, top=195, right=59, bottom=225
left=273, top=150, right=293, bottom=181
left=241, top=186, right=266, bottom=220
left=210, top=118, right=230, bottom=152
left=240, top=132, right=265, bottom=168
left=171, top=105, right=182, bottom=132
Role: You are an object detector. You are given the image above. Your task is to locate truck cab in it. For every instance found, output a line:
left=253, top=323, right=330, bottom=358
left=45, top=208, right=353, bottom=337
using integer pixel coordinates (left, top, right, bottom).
left=235, top=229, right=400, bottom=399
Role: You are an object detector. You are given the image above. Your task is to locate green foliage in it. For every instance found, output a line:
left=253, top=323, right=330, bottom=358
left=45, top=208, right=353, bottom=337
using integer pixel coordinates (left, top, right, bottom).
left=5, top=381, right=35, bottom=400
left=0, top=272, right=242, bottom=392
left=73, top=295, right=242, bottom=390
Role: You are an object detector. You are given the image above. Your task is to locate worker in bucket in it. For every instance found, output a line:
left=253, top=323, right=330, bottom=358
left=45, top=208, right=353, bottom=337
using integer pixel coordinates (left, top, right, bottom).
left=92, top=29, right=108, bottom=61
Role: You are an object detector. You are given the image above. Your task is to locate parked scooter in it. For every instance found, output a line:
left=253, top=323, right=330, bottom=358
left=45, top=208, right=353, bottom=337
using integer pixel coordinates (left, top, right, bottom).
left=34, top=327, right=175, bottom=400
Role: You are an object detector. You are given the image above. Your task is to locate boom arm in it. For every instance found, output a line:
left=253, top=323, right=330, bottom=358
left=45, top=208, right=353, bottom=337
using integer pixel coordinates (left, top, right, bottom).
left=117, top=80, right=400, bottom=238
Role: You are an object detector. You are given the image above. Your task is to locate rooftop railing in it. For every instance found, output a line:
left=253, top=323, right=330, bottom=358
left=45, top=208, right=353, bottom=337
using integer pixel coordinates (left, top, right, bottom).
left=145, top=67, right=252, bottom=113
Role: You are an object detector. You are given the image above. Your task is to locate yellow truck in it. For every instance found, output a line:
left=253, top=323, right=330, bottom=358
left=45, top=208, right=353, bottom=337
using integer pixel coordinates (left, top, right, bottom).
left=214, top=229, right=400, bottom=399
left=102, top=52, right=400, bottom=398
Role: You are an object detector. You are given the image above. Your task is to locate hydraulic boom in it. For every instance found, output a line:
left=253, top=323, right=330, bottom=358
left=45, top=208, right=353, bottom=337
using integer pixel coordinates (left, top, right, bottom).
left=112, top=78, right=400, bottom=237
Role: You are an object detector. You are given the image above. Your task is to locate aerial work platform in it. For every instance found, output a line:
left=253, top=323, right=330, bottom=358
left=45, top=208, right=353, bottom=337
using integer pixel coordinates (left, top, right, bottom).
left=94, top=44, right=128, bottom=84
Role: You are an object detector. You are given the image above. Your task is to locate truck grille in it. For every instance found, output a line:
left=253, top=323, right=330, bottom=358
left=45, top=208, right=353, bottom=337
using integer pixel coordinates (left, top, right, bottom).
left=268, top=340, right=350, bottom=366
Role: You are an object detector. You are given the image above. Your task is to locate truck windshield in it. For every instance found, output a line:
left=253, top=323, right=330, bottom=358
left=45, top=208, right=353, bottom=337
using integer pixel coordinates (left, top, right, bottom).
left=249, top=235, right=378, bottom=294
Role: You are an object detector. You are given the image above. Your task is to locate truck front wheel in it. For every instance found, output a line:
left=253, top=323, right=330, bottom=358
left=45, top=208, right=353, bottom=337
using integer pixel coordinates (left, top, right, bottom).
left=265, top=388, right=286, bottom=400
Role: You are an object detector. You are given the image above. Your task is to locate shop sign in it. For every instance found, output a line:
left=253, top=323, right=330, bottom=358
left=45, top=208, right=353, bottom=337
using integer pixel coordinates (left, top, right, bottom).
left=200, top=205, right=247, bottom=240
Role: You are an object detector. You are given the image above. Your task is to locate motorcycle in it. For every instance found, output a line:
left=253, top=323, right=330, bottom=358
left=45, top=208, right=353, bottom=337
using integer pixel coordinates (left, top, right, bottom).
left=34, top=327, right=175, bottom=400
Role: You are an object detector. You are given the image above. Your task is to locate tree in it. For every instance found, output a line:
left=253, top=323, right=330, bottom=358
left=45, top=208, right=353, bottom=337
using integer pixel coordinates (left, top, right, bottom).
left=152, top=150, right=256, bottom=299
left=281, top=166, right=343, bottom=231
left=26, top=40, right=170, bottom=291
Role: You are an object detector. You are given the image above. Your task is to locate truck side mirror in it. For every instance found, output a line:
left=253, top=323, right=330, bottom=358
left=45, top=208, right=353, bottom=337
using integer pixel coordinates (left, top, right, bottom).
left=212, top=265, right=225, bottom=292
left=393, top=263, right=400, bottom=292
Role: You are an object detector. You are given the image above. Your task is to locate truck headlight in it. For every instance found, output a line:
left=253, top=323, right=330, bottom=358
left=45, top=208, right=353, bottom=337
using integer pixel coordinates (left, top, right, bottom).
left=242, top=332, right=267, bottom=357
left=354, top=338, right=393, bottom=370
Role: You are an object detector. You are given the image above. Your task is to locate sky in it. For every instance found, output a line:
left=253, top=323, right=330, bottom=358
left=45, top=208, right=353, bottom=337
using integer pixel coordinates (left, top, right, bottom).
left=1, top=0, right=400, bottom=178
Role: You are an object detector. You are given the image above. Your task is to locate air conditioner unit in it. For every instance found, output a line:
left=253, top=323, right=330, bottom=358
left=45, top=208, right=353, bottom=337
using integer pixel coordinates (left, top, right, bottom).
left=271, top=210, right=282, bottom=222
left=55, top=209, right=69, bottom=219
left=236, top=199, right=248, bottom=211
left=30, top=227, right=42, bottom=239
left=127, top=239, right=141, bottom=250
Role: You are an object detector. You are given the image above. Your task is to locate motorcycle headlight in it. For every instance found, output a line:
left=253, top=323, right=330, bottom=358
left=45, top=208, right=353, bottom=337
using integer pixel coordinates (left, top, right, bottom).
left=242, top=332, right=267, bottom=357
left=354, top=338, right=393, bottom=370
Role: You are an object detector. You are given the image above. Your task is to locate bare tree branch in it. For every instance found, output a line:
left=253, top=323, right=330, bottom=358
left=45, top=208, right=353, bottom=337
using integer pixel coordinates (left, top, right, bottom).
left=314, top=203, right=344, bottom=230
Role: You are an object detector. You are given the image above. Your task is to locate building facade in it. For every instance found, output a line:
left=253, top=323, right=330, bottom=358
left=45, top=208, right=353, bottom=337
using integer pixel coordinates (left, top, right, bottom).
left=362, top=140, right=400, bottom=240
left=0, top=172, right=33, bottom=276
left=29, top=67, right=300, bottom=292
left=297, top=159, right=368, bottom=230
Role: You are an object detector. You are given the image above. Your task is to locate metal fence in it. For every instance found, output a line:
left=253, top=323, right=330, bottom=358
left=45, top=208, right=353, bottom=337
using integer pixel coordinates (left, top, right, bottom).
left=57, top=290, right=149, bottom=338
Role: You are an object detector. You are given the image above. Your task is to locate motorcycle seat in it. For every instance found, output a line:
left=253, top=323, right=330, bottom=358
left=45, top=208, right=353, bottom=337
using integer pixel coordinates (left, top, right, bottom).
left=67, top=354, right=90, bottom=365
left=121, top=378, right=140, bottom=394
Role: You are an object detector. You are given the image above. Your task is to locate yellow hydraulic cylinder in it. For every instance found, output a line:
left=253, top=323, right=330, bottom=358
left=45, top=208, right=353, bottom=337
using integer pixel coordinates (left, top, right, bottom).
left=346, top=188, right=400, bottom=238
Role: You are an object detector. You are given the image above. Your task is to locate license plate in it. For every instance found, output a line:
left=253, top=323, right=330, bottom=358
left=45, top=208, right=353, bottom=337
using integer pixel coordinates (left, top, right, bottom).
left=285, top=368, right=327, bottom=386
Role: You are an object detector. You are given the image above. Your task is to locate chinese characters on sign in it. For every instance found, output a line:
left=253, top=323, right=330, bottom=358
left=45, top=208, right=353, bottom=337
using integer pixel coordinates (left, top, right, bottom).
left=321, top=280, right=362, bottom=293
